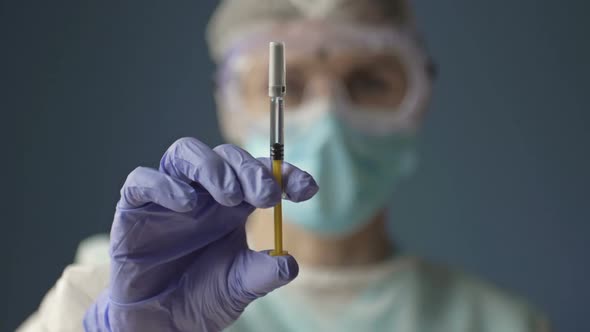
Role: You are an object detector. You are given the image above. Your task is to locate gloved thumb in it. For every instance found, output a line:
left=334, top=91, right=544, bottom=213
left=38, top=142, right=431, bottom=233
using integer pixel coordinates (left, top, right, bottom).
left=229, top=249, right=299, bottom=306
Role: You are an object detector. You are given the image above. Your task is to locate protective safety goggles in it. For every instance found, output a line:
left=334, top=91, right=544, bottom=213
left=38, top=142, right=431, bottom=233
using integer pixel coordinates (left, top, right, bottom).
left=215, top=22, right=434, bottom=140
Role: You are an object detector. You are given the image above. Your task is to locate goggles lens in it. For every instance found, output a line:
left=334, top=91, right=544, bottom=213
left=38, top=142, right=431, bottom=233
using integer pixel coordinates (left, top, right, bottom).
left=217, top=24, right=432, bottom=137
left=237, top=52, right=408, bottom=115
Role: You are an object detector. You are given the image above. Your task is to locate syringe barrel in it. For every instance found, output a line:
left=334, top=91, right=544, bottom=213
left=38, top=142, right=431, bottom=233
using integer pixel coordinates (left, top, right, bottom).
left=270, top=96, right=284, bottom=149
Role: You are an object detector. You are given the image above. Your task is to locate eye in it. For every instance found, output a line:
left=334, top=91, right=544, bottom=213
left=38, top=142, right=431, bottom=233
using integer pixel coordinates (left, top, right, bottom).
left=342, top=57, right=408, bottom=109
left=345, top=69, right=390, bottom=102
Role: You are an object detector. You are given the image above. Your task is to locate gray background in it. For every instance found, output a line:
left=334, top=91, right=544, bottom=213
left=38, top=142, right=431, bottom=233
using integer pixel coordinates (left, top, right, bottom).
left=5, top=0, right=589, bottom=331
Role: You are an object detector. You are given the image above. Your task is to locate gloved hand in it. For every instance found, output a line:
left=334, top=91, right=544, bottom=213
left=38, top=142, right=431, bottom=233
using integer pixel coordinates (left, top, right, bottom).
left=83, top=137, right=318, bottom=332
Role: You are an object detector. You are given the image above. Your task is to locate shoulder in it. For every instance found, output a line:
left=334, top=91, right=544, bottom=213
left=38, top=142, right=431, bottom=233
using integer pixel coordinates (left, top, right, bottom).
left=17, top=264, right=110, bottom=332
left=16, top=234, right=110, bottom=332
left=405, top=257, right=551, bottom=332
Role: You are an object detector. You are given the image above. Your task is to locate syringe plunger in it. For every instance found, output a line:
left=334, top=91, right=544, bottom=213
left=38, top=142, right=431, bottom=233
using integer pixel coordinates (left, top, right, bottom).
left=269, top=42, right=286, bottom=97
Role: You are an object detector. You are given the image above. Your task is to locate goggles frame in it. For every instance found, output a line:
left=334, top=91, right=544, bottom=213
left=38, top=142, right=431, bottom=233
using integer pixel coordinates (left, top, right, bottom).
left=215, top=22, right=435, bottom=141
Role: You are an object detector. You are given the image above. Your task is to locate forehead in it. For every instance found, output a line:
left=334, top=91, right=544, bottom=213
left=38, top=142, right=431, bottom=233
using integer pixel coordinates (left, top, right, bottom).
left=221, top=21, right=421, bottom=73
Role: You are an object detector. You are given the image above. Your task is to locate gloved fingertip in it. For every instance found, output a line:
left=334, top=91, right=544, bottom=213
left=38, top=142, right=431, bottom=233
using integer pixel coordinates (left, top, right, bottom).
left=286, top=173, right=319, bottom=203
left=276, top=254, right=299, bottom=281
left=300, top=176, right=319, bottom=201
left=232, top=250, right=298, bottom=301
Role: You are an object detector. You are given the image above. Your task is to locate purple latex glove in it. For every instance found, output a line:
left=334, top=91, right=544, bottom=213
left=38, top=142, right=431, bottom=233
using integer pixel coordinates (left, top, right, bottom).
left=84, top=138, right=318, bottom=332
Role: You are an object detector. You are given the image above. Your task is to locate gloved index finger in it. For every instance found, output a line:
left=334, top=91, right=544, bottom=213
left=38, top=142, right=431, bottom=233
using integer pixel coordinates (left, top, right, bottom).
left=214, top=144, right=282, bottom=209
left=118, top=166, right=197, bottom=212
left=159, top=137, right=244, bottom=207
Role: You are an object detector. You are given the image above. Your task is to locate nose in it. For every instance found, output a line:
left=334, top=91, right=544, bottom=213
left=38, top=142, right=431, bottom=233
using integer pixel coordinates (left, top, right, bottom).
left=302, top=76, right=343, bottom=101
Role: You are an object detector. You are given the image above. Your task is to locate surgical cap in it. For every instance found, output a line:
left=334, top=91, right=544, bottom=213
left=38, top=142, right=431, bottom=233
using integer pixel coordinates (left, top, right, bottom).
left=206, top=0, right=415, bottom=62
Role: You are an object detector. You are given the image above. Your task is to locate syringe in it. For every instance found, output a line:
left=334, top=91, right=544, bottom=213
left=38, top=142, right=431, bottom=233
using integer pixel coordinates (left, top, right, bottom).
left=268, top=42, right=287, bottom=256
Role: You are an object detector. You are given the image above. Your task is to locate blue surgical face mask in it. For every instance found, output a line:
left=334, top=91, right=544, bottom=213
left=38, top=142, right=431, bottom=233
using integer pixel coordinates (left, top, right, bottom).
left=243, top=100, right=418, bottom=236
